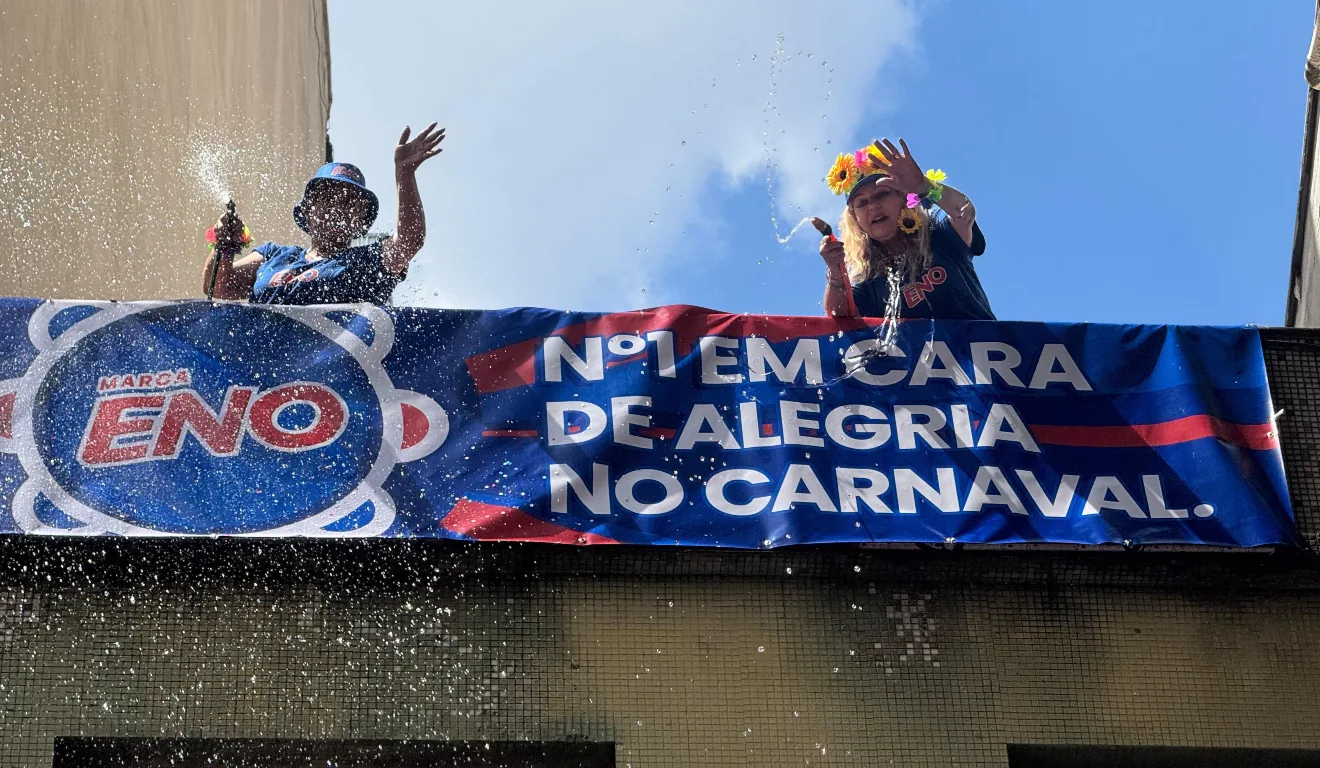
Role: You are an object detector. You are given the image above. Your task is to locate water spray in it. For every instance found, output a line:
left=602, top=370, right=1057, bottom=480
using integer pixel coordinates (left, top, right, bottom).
left=810, top=214, right=905, bottom=364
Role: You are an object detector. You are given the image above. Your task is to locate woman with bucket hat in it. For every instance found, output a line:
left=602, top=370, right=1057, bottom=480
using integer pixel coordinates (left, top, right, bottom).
left=202, top=123, right=445, bottom=304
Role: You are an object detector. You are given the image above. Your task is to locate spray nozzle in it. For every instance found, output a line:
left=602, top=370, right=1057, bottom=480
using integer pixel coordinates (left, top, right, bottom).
left=811, top=217, right=836, bottom=241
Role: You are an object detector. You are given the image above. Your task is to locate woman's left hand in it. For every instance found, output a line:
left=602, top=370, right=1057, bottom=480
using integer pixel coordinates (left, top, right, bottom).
left=394, top=122, right=446, bottom=174
left=872, top=138, right=928, bottom=196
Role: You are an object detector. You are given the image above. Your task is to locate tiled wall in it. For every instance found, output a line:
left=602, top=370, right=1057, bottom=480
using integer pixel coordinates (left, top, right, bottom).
left=3, top=575, right=1320, bottom=767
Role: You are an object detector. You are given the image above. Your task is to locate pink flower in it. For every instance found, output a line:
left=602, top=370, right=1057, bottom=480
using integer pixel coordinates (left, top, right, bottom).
left=906, top=193, right=921, bottom=209
left=853, top=149, right=871, bottom=168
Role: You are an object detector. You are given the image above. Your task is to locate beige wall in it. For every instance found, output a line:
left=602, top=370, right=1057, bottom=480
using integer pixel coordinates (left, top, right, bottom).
left=0, top=0, right=331, bottom=301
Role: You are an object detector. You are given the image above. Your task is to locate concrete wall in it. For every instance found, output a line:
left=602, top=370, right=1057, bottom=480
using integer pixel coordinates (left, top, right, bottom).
left=0, top=0, right=331, bottom=301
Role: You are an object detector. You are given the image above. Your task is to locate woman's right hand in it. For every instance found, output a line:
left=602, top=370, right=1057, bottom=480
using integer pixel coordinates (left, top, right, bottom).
left=820, top=234, right=857, bottom=316
left=213, top=211, right=246, bottom=250
left=820, top=236, right=845, bottom=272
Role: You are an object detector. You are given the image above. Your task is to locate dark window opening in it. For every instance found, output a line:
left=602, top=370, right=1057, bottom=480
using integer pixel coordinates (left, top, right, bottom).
left=52, top=737, right=615, bottom=768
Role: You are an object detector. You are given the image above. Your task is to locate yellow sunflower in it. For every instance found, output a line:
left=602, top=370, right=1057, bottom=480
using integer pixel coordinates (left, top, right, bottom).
left=826, top=153, right=860, bottom=196
left=897, top=207, right=922, bottom=234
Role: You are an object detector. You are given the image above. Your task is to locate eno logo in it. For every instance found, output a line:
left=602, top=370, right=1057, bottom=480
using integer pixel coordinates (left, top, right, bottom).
left=3, top=301, right=450, bottom=537
left=78, top=381, right=348, bottom=468
left=902, top=266, right=948, bottom=309
left=329, top=164, right=364, bottom=183
left=268, top=268, right=322, bottom=288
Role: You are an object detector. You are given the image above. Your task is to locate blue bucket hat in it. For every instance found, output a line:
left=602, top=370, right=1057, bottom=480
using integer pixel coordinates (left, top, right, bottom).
left=293, top=163, right=380, bottom=234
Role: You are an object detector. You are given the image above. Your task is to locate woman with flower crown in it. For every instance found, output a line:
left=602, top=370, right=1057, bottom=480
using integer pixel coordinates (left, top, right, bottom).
left=819, top=138, right=993, bottom=321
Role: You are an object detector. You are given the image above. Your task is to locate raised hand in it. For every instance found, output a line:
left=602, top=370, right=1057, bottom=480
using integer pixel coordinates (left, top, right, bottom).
left=871, top=138, right=928, bottom=196
left=394, top=122, right=446, bottom=174
left=820, top=235, right=846, bottom=272
left=212, top=209, right=246, bottom=249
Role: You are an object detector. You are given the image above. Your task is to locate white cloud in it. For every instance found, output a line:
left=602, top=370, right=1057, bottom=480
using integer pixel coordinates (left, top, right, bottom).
left=327, top=0, right=917, bottom=310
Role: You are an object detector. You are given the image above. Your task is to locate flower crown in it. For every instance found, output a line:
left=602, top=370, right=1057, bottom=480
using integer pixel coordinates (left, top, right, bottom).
left=825, top=143, right=950, bottom=214
left=825, top=144, right=891, bottom=197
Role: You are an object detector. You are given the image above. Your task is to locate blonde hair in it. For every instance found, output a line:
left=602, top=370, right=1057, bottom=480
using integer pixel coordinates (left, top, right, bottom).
left=838, top=205, right=932, bottom=285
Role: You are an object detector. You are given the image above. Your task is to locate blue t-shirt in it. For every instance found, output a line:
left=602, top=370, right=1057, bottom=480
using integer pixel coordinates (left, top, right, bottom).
left=250, top=241, right=405, bottom=306
left=851, top=210, right=995, bottom=320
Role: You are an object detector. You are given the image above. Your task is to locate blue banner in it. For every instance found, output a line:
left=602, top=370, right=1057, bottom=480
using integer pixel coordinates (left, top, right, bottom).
left=0, top=299, right=1296, bottom=548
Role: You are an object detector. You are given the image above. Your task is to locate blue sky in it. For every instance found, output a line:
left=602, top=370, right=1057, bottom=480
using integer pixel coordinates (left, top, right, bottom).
left=329, top=0, right=1312, bottom=326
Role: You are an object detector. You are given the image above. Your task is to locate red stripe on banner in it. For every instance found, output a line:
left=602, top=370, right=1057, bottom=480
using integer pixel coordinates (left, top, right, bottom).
left=0, top=391, right=13, bottom=439
left=463, top=305, right=890, bottom=395
left=1030, top=415, right=1277, bottom=450
left=606, top=352, right=647, bottom=368
left=465, top=338, right=540, bottom=394
left=637, top=426, right=676, bottom=440
left=440, top=499, right=620, bottom=545
left=482, top=429, right=538, bottom=438
left=550, top=304, right=881, bottom=353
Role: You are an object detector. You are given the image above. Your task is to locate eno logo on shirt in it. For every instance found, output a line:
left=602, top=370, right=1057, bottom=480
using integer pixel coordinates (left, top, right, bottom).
left=902, top=266, right=948, bottom=308
left=268, top=268, right=322, bottom=287
left=77, top=381, right=348, bottom=467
